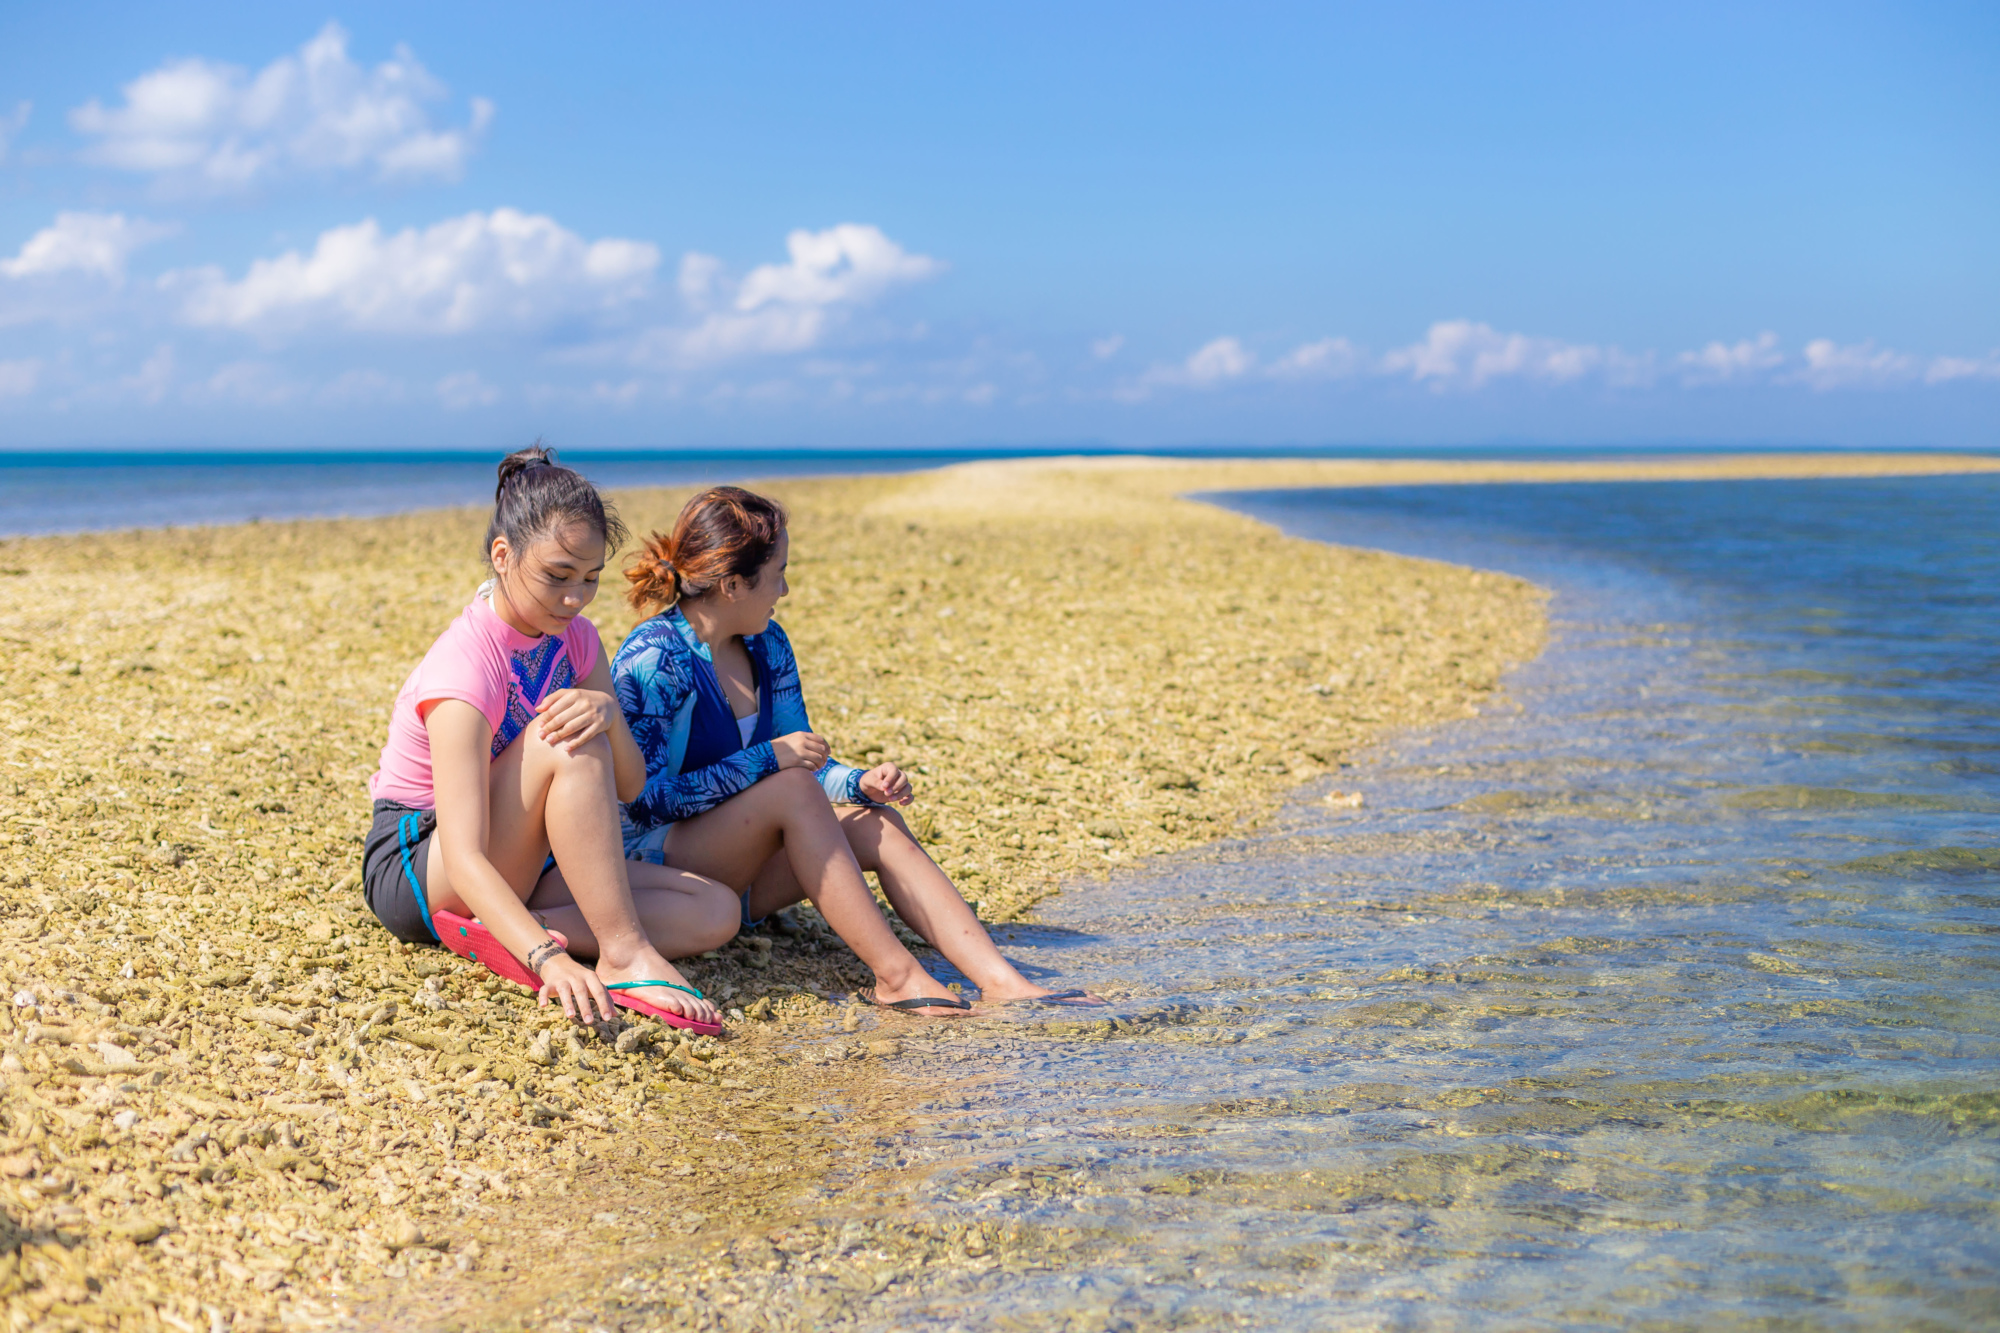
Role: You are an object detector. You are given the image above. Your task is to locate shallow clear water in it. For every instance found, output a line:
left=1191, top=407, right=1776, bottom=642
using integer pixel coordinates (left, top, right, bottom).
left=856, top=477, right=2000, bottom=1330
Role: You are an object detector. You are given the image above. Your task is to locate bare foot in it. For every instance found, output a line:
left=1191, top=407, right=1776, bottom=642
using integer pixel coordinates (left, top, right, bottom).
left=974, top=981, right=1108, bottom=1008
left=595, top=952, right=720, bottom=1027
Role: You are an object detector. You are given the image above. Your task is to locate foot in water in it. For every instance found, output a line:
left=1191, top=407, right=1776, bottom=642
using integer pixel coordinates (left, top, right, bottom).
left=859, top=972, right=976, bottom=1016
left=976, top=982, right=1108, bottom=1008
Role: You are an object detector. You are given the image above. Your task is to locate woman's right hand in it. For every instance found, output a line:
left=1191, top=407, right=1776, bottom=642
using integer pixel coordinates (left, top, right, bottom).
left=537, top=952, right=615, bottom=1025
left=771, top=731, right=831, bottom=771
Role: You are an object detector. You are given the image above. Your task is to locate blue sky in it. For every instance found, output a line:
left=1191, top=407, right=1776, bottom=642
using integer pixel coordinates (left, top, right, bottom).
left=1, top=2, right=1995, bottom=450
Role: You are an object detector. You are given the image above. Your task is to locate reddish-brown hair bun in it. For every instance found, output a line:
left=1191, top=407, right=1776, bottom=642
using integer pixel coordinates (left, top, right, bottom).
left=625, top=485, right=788, bottom=612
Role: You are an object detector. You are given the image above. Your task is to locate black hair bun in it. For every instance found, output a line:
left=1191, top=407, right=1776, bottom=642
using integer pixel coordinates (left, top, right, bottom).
left=495, top=443, right=558, bottom=501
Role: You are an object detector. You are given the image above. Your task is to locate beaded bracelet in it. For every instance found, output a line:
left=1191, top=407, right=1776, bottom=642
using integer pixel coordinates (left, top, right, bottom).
left=525, top=939, right=566, bottom=976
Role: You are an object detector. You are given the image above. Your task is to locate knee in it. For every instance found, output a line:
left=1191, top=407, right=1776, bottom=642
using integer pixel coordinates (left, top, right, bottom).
left=768, top=766, right=821, bottom=793
left=532, top=727, right=613, bottom=773
left=696, top=882, right=741, bottom=949
left=841, top=804, right=913, bottom=867
left=764, top=766, right=832, bottom=807
left=867, top=804, right=913, bottom=838
left=845, top=803, right=912, bottom=843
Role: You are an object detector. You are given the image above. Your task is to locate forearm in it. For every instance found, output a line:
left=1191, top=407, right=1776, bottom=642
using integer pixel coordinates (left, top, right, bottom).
left=609, top=711, right=646, bottom=802
left=629, top=745, right=778, bottom=825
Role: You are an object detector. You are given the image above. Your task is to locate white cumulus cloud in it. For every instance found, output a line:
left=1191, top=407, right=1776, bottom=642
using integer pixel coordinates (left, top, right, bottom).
left=1183, top=336, right=1254, bottom=384
left=1791, top=338, right=2000, bottom=389
left=0, top=212, right=175, bottom=282
left=637, top=224, right=942, bottom=365
left=735, top=224, right=943, bottom=310
left=1119, top=336, right=1256, bottom=399
left=175, top=208, right=658, bottom=336
left=1923, top=351, right=2000, bottom=384
left=1269, top=336, right=1364, bottom=380
left=1381, top=320, right=1645, bottom=389
left=69, top=23, right=492, bottom=189
left=1796, top=339, right=1926, bottom=390
left=1677, top=331, right=1785, bottom=382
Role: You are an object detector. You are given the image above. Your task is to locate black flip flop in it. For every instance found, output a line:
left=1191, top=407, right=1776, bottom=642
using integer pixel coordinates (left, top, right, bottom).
left=859, top=988, right=972, bottom=1012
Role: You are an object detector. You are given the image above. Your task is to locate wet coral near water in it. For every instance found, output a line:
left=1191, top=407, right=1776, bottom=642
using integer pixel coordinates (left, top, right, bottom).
left=1, top=453, right=1975, bottom=1330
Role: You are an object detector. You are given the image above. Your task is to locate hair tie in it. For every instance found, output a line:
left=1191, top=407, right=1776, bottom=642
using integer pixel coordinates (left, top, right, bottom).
left=505, top=460, right=554, bottom=492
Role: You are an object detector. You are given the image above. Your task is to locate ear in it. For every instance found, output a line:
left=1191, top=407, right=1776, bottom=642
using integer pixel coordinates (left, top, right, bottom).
left=490, top=536, right=513, bottom=573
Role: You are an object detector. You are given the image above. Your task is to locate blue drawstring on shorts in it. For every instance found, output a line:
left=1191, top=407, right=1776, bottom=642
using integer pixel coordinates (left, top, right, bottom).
left=397, top=810, right=439, bottom=942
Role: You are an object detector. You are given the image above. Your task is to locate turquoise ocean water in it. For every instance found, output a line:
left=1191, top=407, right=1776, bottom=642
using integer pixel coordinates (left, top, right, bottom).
left=838, top=475, right=2000, bottom=1329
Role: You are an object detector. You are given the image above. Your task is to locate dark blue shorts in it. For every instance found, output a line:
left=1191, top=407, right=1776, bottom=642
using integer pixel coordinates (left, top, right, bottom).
left=361, top=800, right=438, bottom=944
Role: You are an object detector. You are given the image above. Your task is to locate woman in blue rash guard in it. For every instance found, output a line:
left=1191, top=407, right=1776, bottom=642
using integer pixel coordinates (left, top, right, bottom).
left=613, top=486, right=1099, bottom=1014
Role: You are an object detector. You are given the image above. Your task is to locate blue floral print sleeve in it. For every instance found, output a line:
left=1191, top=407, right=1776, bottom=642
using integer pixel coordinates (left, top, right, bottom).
left=613, top=611, right=870, bottom=846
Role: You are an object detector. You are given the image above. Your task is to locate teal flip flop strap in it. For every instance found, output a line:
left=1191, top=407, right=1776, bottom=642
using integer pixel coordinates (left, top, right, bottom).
left=604, top=979, right=705, bottom=1000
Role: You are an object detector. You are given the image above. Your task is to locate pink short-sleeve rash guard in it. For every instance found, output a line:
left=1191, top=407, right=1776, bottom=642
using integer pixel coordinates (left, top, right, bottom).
left=369, top=594, right=600, bottom=809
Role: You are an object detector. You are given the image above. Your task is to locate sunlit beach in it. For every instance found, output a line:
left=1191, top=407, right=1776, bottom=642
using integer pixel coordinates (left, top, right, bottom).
left=4, top=5, right=1998, bottom=1330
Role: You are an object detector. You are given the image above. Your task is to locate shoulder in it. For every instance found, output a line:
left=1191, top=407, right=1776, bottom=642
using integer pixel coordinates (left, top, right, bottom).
left=755, top=620, right=798, bottom=669
left=420, top=601, right=508, bottom=679
left=614, top=615, right=693, bottom=676
left=409, top=600, right=510, bottom=719
left=563, top=613, right=601, bottom=669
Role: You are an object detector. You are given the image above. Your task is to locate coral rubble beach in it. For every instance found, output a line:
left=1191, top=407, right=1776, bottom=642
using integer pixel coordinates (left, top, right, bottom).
left=1, top=452, right=1994, bottom=1331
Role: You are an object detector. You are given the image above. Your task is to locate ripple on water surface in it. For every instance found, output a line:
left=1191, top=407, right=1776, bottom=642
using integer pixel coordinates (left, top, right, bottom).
left=850, top=477, right=1999, bottom=1330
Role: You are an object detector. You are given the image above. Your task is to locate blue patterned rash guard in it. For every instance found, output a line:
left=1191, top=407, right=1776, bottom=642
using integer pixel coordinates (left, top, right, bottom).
left=613, top=608, right=873, bottom=860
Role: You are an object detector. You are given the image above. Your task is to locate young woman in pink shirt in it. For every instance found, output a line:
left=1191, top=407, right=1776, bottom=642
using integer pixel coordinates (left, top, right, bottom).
left=362, top=447, right=734, bottom=1031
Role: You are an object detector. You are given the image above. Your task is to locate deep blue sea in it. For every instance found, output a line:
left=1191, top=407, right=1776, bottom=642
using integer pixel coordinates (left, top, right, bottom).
left=0, top=447, right=1960, bottom=539
left=0, top=451, right=989, bottom=537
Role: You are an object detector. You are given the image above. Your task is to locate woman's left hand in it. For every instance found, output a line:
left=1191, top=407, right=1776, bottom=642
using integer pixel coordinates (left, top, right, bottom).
left=860, top=763, right=914, bottom=806
left=535, top=688, right=619, bottom=751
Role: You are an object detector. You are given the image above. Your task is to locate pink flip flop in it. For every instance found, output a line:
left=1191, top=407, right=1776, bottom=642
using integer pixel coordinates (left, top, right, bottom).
left=604, top=980, right=723, bottom=1036
left=433, top=910, right=566, bottom=992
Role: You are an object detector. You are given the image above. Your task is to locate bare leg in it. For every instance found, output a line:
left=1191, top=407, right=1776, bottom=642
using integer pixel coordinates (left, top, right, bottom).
left=526, top=860, right=738, bottom=962
left=747, top=806, right=1100, bottom=1004
left=426, top=723, right=732, bottom=1024
left=658, top=769, right=960, bottom=1010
